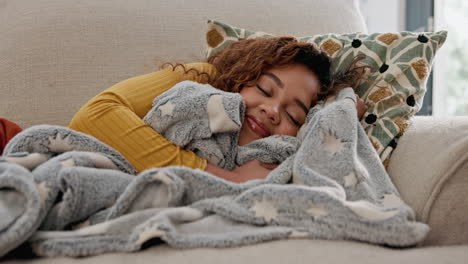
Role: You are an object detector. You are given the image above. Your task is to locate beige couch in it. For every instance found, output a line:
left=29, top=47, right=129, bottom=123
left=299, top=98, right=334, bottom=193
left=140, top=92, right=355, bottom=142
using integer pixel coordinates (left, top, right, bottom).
left=1, top=0, right=467, bottom=263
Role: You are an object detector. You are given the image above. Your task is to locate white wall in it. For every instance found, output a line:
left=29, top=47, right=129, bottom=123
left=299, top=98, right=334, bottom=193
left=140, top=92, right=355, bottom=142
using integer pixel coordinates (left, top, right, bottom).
left=432, top=0, right=448, bottom=116
left=359, top=0, right=406, bottom=32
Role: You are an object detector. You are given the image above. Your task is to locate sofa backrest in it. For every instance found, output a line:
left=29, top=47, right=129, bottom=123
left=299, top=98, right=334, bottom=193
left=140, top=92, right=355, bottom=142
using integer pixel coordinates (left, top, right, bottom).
left=0, top=0, right=367, bottom=128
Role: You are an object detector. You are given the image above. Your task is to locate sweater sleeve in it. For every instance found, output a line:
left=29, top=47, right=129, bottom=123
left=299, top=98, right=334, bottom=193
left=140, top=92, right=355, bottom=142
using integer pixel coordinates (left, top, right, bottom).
left=68, top=62, right=217, bottom=172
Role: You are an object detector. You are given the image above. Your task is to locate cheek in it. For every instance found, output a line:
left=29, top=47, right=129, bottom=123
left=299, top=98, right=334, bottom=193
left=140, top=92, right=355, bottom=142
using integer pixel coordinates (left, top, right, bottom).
left=240, top=87, right=259, bottom=108
left=275, top=123, right=299, bottom=137
left=239, top=87, right=249, bottom=97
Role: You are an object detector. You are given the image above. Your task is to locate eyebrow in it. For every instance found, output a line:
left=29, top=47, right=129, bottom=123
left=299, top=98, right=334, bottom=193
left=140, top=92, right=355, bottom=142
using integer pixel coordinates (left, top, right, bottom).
left=264, top=72, right=284, bottom=88
left=263, top=72, right=311, bottom=115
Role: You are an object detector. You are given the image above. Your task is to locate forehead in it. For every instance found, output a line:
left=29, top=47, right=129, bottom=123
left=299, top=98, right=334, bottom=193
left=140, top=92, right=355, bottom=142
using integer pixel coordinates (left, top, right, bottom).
left=264, top=64, right=321, bottom=102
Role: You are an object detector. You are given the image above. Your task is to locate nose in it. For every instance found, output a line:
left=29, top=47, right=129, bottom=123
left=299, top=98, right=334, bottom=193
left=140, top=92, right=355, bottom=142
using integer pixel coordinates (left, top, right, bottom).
left=261, top=103, right=280, bottom=125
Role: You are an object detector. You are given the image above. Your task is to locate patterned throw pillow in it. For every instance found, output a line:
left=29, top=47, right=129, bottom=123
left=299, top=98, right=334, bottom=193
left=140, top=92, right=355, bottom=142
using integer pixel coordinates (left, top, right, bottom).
left=205, top=20, right=447, bottom=167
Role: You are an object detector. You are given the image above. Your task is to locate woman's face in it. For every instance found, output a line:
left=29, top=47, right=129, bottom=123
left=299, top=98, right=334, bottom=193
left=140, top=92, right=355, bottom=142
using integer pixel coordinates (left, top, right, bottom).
left=238, top=63, right=321, bottom=146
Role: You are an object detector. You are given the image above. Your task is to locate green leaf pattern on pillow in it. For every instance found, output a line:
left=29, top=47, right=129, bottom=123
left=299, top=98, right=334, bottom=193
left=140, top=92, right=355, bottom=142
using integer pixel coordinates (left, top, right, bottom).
left=205, top=20, right=447, bottom=166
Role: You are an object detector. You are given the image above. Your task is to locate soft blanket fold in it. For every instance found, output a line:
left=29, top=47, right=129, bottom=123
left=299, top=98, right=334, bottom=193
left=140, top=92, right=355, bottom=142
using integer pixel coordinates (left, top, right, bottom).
left=143, top=81, right=300, bottom=169
left=0, top=81, right=429, bottom=258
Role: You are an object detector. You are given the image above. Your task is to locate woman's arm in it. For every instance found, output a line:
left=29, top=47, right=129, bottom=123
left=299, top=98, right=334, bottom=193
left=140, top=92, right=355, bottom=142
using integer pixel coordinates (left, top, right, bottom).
left=206, top=160, right=276, bottom=183
left=69, top=63, right=217, bottom=172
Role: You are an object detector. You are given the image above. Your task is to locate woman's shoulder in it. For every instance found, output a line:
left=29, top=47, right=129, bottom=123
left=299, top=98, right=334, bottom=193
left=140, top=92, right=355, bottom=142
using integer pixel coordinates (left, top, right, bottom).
left=184, top=62, right=216, bottom=70
left=175, top=62, right=218, bottom=82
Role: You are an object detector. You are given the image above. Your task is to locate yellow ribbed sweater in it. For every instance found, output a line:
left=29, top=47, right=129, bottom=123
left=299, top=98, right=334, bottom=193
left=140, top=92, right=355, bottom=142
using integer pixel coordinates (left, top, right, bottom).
left=68, top=63, right=217, bottom=172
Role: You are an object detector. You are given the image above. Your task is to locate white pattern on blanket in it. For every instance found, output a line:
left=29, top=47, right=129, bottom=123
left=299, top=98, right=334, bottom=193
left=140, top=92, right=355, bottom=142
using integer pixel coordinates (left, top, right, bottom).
left=0, top=83, right=429, bottom=258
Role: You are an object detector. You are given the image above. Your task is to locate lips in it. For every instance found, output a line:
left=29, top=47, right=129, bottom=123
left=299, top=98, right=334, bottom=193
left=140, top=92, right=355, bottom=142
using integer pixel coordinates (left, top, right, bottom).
left=246, top=115, right=271, bottom=138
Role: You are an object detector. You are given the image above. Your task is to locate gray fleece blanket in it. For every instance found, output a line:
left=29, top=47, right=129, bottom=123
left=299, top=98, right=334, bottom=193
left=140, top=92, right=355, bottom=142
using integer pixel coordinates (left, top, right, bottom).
left=0, top=81, right=429, bottom=258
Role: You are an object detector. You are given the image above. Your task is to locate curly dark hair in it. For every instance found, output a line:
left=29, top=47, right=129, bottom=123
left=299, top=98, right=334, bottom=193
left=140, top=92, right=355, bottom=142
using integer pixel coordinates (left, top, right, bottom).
left=329, top=53, right=370, bottom=92
left=162, top=37, right=368, bottom=102
left=206, top=36, right=332, bottom=96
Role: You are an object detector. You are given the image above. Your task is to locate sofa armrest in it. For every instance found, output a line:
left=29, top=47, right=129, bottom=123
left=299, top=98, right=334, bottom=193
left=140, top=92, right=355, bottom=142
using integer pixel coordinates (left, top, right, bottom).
left=387, top=116, right=468, bottom=246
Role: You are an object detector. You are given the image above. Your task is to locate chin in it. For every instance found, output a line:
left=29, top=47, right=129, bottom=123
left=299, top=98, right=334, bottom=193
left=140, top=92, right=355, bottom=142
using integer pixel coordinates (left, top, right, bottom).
left=239, top=134, right=261, bottom=146
left=238, top=132, right=256, bottom=146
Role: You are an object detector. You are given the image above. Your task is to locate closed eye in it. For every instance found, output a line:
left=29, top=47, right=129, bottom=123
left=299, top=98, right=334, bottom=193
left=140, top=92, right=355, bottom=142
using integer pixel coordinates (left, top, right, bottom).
left=256, top=85, right=271, bottom=97
left=286, top=112, right=301, bottom=127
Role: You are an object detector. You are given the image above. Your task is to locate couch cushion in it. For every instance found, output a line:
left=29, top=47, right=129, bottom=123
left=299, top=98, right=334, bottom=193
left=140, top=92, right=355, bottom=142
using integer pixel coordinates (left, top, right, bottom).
left=0, top=0, right=367, bottom=129
left=4, top=239, right=468, bottom=264
left=387, top=116, right=468, bottom=245
left=423, top=159, right=468, bottom=246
